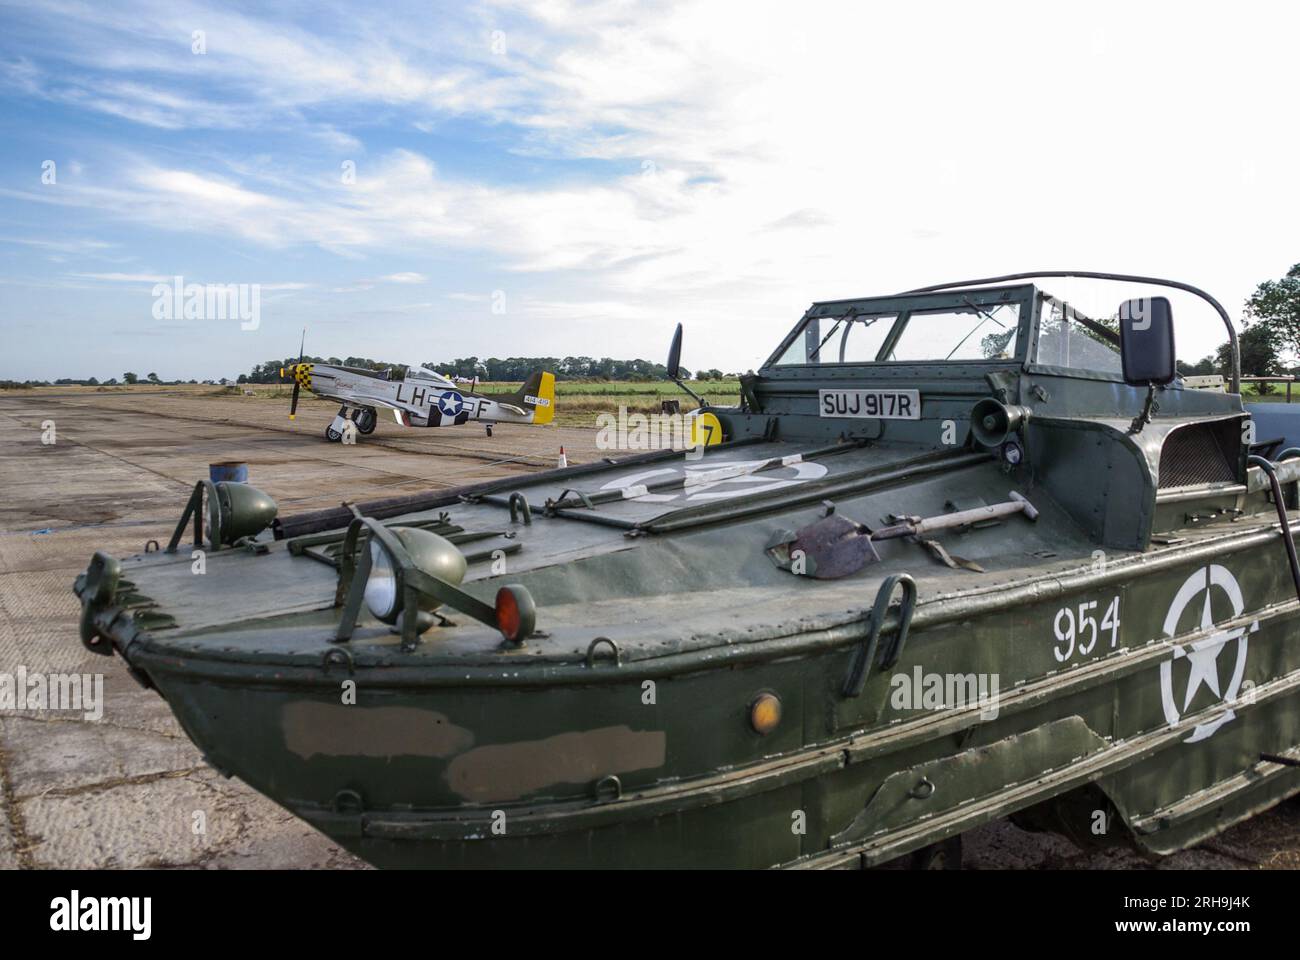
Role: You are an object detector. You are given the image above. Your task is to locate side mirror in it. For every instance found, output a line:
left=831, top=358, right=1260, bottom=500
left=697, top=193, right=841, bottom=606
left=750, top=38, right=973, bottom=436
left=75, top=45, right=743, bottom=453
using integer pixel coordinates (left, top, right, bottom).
left=1118, top=297, right=1176, bottom=386
left=667, top=323, right=683, bottom=380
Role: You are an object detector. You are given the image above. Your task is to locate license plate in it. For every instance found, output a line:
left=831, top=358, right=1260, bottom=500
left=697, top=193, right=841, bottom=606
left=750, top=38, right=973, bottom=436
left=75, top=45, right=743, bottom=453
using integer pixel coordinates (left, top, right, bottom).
left=819, top=389, right=920, bottom=420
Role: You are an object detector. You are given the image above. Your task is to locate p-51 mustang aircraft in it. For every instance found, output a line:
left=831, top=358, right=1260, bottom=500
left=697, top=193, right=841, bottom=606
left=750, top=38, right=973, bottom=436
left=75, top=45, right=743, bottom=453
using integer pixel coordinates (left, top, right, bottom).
left=280, top=361, right=555, bottom=442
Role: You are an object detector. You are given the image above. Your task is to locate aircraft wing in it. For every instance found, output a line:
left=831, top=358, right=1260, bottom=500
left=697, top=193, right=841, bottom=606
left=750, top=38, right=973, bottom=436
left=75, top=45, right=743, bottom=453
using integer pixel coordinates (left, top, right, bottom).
left=312, top=391, right=426, bottom=417
left=359, top=395, right=427, bottom=416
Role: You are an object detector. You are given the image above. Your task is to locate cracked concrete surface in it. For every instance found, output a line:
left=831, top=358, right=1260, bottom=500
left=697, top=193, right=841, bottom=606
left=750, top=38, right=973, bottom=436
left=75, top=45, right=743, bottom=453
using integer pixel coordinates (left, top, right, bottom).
left=0, top=387, right=603, bottom=870
left=2, top=385, right=1300, bottom=870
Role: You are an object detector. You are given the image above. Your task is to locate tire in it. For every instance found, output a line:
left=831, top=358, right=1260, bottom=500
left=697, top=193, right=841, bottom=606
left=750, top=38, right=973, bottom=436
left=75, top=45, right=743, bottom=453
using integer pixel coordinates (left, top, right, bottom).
left=325, top=426, right=343, bottom=442
left=355, top=408, right=377, bottom=435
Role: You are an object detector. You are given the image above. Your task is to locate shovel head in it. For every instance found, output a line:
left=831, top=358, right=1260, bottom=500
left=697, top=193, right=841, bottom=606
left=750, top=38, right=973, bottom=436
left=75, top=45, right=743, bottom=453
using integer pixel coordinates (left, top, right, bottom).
left=765, top=513, right=880, bottom=579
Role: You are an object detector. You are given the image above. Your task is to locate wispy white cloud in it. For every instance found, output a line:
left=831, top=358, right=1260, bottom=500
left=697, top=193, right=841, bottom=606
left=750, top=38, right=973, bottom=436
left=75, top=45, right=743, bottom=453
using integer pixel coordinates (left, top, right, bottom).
left=3, top=0, right=1300, bottom=375
left=71, top=271, right=168, bottom=283
left=0, top=236, right=114, bottom=253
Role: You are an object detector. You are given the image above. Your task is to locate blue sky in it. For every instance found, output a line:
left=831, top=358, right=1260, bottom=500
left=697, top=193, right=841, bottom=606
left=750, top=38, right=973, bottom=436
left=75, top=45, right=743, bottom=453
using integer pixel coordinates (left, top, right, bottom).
left=2, top=0, right=1300, bottom=381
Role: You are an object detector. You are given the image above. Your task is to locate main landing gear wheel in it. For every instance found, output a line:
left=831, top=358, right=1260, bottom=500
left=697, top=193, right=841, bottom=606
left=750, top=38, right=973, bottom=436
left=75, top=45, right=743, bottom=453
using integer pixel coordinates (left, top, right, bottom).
left=325, top=425, right=343, bottom=442
left=353, top=408, right=377, bottom=434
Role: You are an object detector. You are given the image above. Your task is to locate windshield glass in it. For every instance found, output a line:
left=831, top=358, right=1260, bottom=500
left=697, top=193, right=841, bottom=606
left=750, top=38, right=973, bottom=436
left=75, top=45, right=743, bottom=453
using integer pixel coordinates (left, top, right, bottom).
left=1033, top=298, right=1122, bottom=375
left=884, top=302, right=1021, bottom=361
left=773, top=299, right=1022, bottom=365
left=775, top=313, right=897, bottom=365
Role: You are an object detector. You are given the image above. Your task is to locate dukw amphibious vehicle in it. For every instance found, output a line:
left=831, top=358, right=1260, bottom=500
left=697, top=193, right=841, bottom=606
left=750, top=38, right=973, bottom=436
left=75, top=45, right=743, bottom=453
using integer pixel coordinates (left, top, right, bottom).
left=75, top=271, right=1300, bottom=868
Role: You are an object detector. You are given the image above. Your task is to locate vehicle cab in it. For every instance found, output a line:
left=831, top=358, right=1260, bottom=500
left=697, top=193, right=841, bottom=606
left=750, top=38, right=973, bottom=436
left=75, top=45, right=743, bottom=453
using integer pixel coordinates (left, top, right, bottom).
left=685, top=275, right=1275, bottom=551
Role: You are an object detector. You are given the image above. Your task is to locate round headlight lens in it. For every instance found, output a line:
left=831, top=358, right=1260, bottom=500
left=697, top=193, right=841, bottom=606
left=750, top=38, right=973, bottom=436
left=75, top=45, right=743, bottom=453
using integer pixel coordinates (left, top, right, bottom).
left=364, top=539, right=398, bottom=620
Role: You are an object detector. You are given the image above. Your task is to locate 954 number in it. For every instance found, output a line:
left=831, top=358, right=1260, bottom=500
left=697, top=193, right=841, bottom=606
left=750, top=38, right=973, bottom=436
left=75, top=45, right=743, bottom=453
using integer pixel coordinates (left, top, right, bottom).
left=1052, top=597, right=1121, bottom=663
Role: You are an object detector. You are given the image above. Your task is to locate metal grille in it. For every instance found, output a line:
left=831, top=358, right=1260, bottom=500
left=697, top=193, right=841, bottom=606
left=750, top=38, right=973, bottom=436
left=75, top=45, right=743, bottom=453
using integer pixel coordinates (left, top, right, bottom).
left=1158, top=425, right=1236, bottom=488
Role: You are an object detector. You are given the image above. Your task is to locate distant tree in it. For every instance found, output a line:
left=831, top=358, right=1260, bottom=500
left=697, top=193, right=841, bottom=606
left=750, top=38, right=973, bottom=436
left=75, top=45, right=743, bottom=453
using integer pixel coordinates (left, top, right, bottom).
left=147, top=372, right=161, bottom=383
left=240, top=354, right=699, bottom=385
left=237, top=374, right=248, bottom=384
left=86, top=377, right=99, bottom=385
left=1177, top=356, right=1216, bottom=377
left=1244, top=264, right=1300, bottom=360
left=1217, top=324, right=1282, bottom=392
left=123, top=372, right=139, bottom=384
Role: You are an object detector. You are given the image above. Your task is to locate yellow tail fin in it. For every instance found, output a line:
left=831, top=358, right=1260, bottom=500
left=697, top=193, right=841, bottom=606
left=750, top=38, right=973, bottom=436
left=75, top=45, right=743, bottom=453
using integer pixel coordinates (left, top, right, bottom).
left=530, top=371, right=555, bottom=425
left=502, top=371, right=556, bottom=424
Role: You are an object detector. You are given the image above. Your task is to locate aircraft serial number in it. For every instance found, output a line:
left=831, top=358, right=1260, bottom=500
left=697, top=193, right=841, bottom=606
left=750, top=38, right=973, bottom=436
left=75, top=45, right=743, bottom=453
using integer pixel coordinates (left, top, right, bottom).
left=818, top=389, right=921, bottom=420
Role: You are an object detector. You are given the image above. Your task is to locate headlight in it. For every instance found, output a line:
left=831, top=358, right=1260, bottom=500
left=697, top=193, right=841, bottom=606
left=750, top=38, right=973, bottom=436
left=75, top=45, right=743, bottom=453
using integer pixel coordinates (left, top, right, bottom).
left=210, top=482, right=277, bottom=545
left=363, top=539, right=398, bottom=620
left=364, top=527, right=468, bottom=628
left=334, top=516, right=539, bottom=648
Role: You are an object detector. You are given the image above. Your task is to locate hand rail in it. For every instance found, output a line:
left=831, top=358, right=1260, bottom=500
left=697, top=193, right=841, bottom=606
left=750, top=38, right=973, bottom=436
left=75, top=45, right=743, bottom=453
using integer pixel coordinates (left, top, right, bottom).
left=1246, top=455, right=1300, bottom=604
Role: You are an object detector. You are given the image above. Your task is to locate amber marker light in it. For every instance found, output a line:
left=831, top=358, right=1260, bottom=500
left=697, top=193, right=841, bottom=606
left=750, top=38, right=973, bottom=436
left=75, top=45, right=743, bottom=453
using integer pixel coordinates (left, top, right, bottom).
left=750, top=692, right=782, bottom=735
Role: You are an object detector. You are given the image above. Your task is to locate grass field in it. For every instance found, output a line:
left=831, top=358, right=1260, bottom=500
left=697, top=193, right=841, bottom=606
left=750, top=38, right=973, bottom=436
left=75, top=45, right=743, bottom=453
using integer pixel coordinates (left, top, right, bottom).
left=1238, top=383, right=1299, bottom=403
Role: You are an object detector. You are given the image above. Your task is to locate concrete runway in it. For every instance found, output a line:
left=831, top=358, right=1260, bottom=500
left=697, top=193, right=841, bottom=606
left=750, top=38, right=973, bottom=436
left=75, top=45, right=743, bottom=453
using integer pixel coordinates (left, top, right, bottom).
left=1, top=387, right=1298, bottom=869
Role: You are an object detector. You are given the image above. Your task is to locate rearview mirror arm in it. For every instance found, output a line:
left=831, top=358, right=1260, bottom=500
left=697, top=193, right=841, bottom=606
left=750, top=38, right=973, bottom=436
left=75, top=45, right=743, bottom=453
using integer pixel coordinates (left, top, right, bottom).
left=671, top=376, right=707, bottom=408
left=1128, top=383, right=1161, bottom=434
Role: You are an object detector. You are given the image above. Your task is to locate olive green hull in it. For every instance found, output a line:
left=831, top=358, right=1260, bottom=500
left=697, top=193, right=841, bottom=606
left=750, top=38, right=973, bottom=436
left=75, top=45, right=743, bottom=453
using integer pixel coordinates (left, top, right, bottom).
left=126, top=529, right=1300, bottom=868
left=70, top=278, right=1300, bottom=867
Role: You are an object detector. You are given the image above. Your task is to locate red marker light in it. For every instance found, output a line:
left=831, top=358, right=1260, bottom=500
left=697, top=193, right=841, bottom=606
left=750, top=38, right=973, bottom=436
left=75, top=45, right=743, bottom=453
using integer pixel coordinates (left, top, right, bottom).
left=494, top=585, right=536, bottom=644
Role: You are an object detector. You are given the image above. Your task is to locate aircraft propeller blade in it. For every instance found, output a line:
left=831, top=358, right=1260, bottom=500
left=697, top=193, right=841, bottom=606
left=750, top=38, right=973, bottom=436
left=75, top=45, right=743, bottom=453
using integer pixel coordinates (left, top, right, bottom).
left=289, top=380, right=300, bottom=420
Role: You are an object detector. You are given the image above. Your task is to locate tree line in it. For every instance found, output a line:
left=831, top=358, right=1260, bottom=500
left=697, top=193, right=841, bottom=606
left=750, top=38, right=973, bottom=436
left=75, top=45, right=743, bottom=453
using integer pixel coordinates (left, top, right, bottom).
left=239, top=355, right=733, bottom=384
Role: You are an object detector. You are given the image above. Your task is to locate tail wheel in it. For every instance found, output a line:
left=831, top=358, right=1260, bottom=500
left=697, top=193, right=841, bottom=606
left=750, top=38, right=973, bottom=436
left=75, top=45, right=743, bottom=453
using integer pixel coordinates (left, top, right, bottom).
left=354, top=408, right=377, bottom=434
left=325, top=425, right=343, bottom=442
left=908, top=835, right=962, bottom=870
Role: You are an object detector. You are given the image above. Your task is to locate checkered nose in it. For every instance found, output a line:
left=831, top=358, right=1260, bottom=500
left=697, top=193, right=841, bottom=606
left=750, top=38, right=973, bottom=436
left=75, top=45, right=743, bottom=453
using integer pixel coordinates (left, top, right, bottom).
left=280, top=362, right=313, bottom=390
left=280, top=363, right=313, bottom=419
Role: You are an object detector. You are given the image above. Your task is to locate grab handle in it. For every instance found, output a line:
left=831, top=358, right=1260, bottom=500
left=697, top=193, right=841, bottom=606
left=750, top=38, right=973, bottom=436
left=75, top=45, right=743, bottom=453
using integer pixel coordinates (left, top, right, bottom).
left=1248, top=455, right=1300, bottom=604
left=842, top=573, right=917, bottom=698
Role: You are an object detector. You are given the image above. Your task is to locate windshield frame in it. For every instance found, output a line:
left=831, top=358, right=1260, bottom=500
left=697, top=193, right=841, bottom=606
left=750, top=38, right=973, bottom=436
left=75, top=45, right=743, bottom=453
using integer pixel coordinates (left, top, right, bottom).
left=1023, top=291, right=1128, bottom=384
left=762, top=284, right=1037, bottom=372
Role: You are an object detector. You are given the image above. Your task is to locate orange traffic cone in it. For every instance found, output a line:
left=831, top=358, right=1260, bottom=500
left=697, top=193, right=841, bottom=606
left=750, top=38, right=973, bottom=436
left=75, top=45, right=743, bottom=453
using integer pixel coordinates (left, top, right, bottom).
left=558, top=446, right=568, bottom=468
